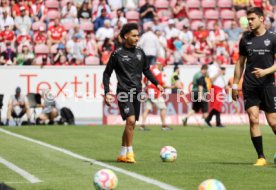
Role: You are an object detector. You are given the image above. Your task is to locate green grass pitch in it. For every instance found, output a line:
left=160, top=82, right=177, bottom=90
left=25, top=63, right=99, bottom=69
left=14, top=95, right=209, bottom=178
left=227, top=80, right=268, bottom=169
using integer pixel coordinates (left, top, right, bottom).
left=0, top=125, right=276, bottom=190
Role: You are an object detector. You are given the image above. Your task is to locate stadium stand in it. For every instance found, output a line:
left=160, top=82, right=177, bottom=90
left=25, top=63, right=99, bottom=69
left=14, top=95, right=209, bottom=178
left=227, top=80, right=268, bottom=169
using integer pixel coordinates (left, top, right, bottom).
left=0, top=0, right=274, bottom=66
left=186, top=0, right=201, bottom=11
left=45, top=0, right=59, bottom=11
left=217, top=0, right=233, bottom=9
left=85, top=55, right=100, bottom=65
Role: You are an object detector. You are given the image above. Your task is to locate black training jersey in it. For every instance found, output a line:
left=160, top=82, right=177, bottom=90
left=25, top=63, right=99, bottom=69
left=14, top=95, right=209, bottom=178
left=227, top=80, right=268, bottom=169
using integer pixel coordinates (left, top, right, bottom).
left=239, top=30, right=276, bottom=87
left=103, top=45, right=159, bottom=95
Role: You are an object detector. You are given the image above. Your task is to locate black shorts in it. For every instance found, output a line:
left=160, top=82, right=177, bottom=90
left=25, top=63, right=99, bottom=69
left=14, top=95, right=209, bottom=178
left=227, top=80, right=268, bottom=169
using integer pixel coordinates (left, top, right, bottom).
left=192, top=101, right=208, bottom=113
left=243, top=86, right=276, bottom=113
left=117, top=92, right=141, bottom=121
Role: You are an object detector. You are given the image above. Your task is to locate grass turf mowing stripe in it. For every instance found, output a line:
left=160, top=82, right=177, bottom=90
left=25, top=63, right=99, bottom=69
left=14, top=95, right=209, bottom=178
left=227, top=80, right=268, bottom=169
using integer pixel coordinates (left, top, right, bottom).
left=0, top=156, right=42, bottom=184
left=0, top=128, right=182, bottom=190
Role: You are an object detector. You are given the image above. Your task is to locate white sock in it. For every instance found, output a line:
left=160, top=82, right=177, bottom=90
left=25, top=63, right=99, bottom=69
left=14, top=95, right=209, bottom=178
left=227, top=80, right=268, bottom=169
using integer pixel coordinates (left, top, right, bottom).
left=120, top=146, right=127, bottom=156
left=127, top=146, right=133, bottom=153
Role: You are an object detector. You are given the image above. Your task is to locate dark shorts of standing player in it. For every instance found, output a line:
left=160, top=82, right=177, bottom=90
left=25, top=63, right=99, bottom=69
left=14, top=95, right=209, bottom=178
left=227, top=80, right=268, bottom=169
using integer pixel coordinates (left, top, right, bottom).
left=117, top=91, right=141, bottom=121
left=192, top=100, right=208, bottom=113
left=243, top=85, right=276, bottom=112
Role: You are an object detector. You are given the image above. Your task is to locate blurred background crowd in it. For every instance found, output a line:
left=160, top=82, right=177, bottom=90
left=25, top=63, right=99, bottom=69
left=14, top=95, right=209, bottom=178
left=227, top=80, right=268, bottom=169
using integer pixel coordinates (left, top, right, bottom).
left=0, top=0, right=275, bottom=66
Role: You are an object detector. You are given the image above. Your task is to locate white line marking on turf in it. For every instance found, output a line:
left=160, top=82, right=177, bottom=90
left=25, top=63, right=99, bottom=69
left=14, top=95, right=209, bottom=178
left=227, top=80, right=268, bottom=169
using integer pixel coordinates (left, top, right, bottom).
left=0, top=128, right=182, bottom=190
left=0, top=156, right=42, bottom=184
left=6, top=181, right=32, bottom=184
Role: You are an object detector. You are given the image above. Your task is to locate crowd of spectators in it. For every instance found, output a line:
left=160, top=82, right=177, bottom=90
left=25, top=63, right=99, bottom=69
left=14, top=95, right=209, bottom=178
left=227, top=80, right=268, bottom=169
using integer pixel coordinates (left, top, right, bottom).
left=0, top=0, right=275, bottom=66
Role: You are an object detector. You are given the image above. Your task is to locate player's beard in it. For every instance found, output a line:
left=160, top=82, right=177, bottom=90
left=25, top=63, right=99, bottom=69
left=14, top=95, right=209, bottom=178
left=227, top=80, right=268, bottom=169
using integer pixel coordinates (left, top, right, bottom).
left=126, top=39, right=137, bottom=48
left=250, top=22, right=262, bottom=33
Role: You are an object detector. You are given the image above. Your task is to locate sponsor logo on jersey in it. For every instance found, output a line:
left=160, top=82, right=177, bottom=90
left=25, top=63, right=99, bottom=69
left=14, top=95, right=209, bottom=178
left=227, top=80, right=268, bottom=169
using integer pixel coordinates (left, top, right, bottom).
left=247, top=42, right=253, bottom=45
left=122, top=55, right=131, bottom=61
left=124, top=106, right=130, bottom=114
left=136, top=53, right=142, bottom=61
left=264, top=39, right=270, bottom=46
left=247, top=49, right=253, bottom=56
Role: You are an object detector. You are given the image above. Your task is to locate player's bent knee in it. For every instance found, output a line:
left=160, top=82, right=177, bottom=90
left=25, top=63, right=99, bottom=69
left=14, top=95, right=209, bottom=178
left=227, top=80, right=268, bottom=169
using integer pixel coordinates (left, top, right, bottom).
left=126, top=118, right=136, bottom=127
left=248, top=114, right=259, bottom=125
left=127, top=121, right=135, bottom=127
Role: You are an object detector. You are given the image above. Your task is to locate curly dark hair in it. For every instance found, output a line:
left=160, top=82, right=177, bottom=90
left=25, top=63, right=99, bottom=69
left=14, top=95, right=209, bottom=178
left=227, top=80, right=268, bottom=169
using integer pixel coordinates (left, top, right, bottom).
left=119, top=23, right=139, bottom=39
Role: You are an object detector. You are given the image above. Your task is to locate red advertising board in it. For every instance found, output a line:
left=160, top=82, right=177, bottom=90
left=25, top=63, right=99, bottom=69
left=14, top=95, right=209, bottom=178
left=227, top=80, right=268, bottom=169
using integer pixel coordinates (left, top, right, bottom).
left=102, top=94, right=267, bottom=125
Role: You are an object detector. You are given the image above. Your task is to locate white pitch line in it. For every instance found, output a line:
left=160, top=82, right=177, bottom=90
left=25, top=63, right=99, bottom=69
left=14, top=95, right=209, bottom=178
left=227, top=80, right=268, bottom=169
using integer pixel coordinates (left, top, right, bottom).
left=0, top=128, right=182, bottom=190
left=0, top=156, right=42, bottom=184
left=5, top=181, right=32, bottom=184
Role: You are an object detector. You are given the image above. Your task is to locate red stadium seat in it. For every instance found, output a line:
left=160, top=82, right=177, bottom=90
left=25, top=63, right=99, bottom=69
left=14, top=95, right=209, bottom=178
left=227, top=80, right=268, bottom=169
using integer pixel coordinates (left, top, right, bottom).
left=126, top=10, right=140, bottom=22
left=47, top=10, right=60, bottom=20
left=217, top=0, right=232, bottom=8
left=222, top=20, right=233, bottom=29
left=34, top=56, right=51, bottom=65
left=45, top=0, right=59, bottom=11
left=61, top=0, right=70, bottom=7
left=64, top=22, right=76, bottom=31
left=93, top=0, right=99, bottom=7
left=204, top=9, right=219, bottom=20
left=139, top=0, right=146, bottom=7
left=17, top=45, right=23, bottom=53
left=170, top=0, right=177, bottom=7
left=139, top=0, right=155, bottom=7
left=48, top=21, right=55, bottom=28
left=85, top=56, right=100, bottom=65
left=157, top=10, right=171, bottom=21
left=191, top=20, right=205, bottom=30
left=34, top=44, right=49, bottom=55
left=110, top=11, right=117, bottom=19
left=220, top=9, right=235, bottom=20
left=155, top=0, right=169, bottom=11
left=143, top=21, right=153, bottom=30
left=206, top=20, right=218, bottom=30
left=17, top=44, right=33, bottom=53
left=32, top=22, right=46, bottom=32
left=236, top=10, right=247, bottom=18
left=80, top=22, right=93, bottom=32
left=201, top=0, right=216, bottom=8
left=186, top=0, right=200, bottom=10
left=50, top=44, right=58, bottom=54
left=1, top=46, right=15, bottom=52
left=176, top=21, right=187, bottom=30
left=188, top=9, right=203, bottom=20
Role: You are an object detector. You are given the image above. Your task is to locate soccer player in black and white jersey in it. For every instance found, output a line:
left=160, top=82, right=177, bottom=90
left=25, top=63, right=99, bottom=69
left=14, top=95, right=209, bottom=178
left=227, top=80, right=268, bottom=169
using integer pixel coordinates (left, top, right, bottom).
left=232, top=7, right=276, bottom=166
left=103, top=23, right=164, bottom=163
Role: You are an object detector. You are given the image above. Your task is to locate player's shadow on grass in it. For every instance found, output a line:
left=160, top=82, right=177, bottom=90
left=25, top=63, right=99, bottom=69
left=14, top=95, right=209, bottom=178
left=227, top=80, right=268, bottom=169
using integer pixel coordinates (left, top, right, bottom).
left=83, top=159, right=118, bottom=164
left=210, top=161, right=252, bottom=166
left=97, top=159, right=120, bottom=163
left=0, top=183, right=15, bottom=190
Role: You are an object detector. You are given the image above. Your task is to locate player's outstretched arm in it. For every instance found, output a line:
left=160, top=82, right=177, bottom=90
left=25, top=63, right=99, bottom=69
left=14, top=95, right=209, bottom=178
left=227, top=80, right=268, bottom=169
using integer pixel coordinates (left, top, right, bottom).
left=232, top=55, right=246, bottom=101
